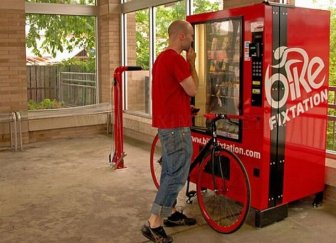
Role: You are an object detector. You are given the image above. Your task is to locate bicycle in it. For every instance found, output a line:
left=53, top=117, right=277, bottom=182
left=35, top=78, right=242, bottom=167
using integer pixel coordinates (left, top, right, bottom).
left=150, top=113, right=251, bottom=234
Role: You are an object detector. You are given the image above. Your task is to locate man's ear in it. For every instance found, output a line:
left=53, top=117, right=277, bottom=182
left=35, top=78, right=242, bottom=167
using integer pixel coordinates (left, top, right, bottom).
left=179, top=32, right=185, bottom=40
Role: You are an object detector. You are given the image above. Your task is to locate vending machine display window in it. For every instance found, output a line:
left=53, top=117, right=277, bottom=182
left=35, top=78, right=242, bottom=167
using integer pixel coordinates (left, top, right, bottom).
left=193, top=18, right=242, bottom=140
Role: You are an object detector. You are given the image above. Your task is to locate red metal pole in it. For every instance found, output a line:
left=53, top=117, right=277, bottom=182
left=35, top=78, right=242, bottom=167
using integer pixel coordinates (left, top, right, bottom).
left=113, top=67, right=126, bottom=168
left=111, top=66, right=142, bottom=169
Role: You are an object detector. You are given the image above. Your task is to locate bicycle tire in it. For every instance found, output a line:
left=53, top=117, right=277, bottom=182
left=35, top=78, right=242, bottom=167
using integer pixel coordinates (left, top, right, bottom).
left=197, top=148, right=250, bottom=233
left=150, top=134, right=161, bottom=189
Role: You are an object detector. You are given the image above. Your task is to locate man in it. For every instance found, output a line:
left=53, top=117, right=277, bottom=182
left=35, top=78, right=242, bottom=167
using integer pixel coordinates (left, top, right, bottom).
left=141, top=20, right=199, bottom=243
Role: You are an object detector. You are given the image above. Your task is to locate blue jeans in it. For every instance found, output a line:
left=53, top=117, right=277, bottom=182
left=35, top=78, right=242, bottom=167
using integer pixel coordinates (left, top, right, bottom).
left=151, top=127, right=193, bottom=218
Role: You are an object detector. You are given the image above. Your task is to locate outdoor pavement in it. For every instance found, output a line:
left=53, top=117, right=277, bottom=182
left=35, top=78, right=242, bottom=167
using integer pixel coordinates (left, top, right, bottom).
left=0, top=134, right=335, bottom=243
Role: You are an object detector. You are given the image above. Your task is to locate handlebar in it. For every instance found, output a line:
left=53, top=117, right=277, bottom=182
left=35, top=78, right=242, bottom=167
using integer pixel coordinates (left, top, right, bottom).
left=200, top=113, right=261, bottom=136
left=125, top=66, right=143, bottom=71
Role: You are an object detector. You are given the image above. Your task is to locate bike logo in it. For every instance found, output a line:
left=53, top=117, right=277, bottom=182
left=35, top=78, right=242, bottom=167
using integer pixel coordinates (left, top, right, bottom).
left=265, top=46, right=328, bottom=130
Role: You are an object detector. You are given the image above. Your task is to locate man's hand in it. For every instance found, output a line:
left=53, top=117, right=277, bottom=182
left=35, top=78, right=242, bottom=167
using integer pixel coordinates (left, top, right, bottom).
left=186, top=47, right=196, bottom=67
left=181, top=47, right=199, bottom=97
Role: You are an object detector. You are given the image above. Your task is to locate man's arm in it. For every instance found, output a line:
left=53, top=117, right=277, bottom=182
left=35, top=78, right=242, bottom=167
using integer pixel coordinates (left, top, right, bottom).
left=180, top=48, right=199, bottom=97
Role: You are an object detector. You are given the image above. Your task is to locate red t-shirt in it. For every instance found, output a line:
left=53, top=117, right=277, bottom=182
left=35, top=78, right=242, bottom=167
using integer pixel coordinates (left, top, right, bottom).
left=152, top=49, right=192, bottom=128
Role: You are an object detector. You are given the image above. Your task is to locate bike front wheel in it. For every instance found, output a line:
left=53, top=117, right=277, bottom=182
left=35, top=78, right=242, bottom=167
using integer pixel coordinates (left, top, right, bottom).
left=150, top=134, right=161, bottom=189
left=197, top=148, right=250, bottom=234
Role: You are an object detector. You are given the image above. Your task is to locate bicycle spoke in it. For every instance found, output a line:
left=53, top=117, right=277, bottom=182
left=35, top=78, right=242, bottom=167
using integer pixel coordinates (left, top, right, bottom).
left=197, top=149, right=250, bottom=233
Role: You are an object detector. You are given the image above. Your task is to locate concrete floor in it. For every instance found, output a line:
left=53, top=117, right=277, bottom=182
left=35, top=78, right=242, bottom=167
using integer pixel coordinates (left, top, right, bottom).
left=0, top=134, right=336, bottom=243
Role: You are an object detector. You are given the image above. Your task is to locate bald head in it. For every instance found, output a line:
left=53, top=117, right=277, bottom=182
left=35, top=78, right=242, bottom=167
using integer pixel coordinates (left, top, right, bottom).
left=167, top=20, right=194, bottom=52
left=168, top=20, right=192, bottom=39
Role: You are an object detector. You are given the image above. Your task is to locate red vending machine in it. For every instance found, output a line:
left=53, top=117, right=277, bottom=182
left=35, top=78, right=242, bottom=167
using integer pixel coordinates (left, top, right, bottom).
left=187, top=2, right=330, bottom=227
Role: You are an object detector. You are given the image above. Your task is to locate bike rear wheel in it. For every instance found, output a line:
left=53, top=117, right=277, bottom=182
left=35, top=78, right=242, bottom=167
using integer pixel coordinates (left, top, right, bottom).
left=150, top=134, right=161, bottom=189
left=197, top=148, right=250, bottom=233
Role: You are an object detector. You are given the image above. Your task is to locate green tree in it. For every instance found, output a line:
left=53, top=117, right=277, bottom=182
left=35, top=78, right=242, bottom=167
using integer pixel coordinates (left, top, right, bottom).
left=309, top=0, right=336, bottom=150
left=327, top=4, right=336, bottom=150
left=155, top=2, right=186, bottom=57
left=26, top=0, right=96, bottom=58
left=135, top=10, right=150, bottom=70
left=135, top=0, right=222, bottom=69
left=193, top=0, right=223, bottom=14
left=329, top=8, right=336, bottom=86
left=134, top=2, right=185, bottom=69
left=310, top=1, right=336, bottom=86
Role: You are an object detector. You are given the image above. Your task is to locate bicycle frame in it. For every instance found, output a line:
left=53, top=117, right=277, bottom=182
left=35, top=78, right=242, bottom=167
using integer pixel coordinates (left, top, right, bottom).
left=149, top=113, right=251, bottom=233
left=185, top=116, right=222, bottom=201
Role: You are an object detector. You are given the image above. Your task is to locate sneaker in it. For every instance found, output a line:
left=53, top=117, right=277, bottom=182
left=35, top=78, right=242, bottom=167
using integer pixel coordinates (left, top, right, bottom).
left=141, top=222, right=173, bottom=243
left=163, top=211, right=196, bottom=227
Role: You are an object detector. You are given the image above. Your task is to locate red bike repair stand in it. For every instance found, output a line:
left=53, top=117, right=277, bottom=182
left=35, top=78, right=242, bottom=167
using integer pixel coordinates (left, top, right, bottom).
left=109, top=66, right=142, bottom=169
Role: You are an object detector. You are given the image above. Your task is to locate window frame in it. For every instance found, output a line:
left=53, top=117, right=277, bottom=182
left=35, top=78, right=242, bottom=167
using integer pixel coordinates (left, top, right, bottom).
left=121, top=0, right=188, bottom=117
left=120, top=0, right=225, bottom=117
left=25, top=2, right=99, bottom=105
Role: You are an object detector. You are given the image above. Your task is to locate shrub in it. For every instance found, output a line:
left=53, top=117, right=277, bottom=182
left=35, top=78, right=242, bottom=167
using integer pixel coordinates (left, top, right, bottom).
left=28, top=99, right=64, bottom=110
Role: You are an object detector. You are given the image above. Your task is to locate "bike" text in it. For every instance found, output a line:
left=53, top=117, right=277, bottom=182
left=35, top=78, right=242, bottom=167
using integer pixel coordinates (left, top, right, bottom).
left=265, top=46, right=327, bottom=130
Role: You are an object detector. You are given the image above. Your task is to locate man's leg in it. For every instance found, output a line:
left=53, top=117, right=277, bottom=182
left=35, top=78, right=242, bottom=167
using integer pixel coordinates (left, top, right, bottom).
left=157, top=127, right=196, bottom=227
left=142, top=128, right=193, bottom=242
left=150, top=128, right=191, bottom=217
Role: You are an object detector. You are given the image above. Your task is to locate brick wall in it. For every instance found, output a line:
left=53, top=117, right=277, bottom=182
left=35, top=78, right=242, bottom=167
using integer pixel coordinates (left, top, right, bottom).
left=98, top=0, right=121, bottom=104
left=0, top=0, right=26, bottom=113
left=29, top=125, right=107, bottom=143
left=126, top=12, right=136, bottom=66
left=0, top=0, right=28, bottom=147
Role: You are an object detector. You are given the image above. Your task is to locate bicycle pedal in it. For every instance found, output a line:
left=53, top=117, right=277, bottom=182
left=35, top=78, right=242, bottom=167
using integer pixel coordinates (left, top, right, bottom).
left=186, top=190, right=197, bottom=204
left=186, top=198, right=193, bottom=204
left=187, top=190, right=197, bottom=198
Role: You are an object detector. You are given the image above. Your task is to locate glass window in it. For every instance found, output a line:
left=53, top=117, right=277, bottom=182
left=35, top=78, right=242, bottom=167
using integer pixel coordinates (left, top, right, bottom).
left=26, top=0, right=96, bottom=5
left=125, top=9, right=151, bottom=115
left=26, top=14, right=97, bottom=108
left=192, top=0, right=223, bottom=14
left=123, top=1, right=187, bottom=116
left=193, top=18, right=242, bottom=140
left=154, top=1, right=186, bottom=57
left=121, top=0, right=228, bottom=118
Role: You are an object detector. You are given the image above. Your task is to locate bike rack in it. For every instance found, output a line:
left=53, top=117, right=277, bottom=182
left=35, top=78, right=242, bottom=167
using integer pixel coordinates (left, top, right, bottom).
left=15, top=111, right=23, bottom=151
left=0, top=111, right=24, bottom=152
left=109, top=66, right=142, bottom=169
left=10, top=111, right=23, bottom=151
left=10, top=112, right=17, bottom=151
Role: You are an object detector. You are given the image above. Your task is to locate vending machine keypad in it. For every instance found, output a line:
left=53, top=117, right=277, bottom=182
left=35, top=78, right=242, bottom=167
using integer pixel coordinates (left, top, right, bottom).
left=249, top=32, right=263, bottom=106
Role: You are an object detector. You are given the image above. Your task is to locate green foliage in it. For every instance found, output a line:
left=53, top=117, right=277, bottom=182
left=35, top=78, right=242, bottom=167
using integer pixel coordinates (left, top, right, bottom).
left=135, top=10, right=150, bottom=70
left=28, top=99, right=64, bottom=110
left=135, top=1, right=221, bottom=70
left=59, top=57, right=96, bottom=73
left=330, top=7, right=336, bottom=86
left=155, top=2, right=186, bottom=56
left=26, top=9, right=95, bottom=58
left=193, top=0, right=222, bottom=14
left=26, top=1, right=96, bottom=75
left=134, top=2, right=186, bottom=69
left=325, top=1, right=336, bottom=151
